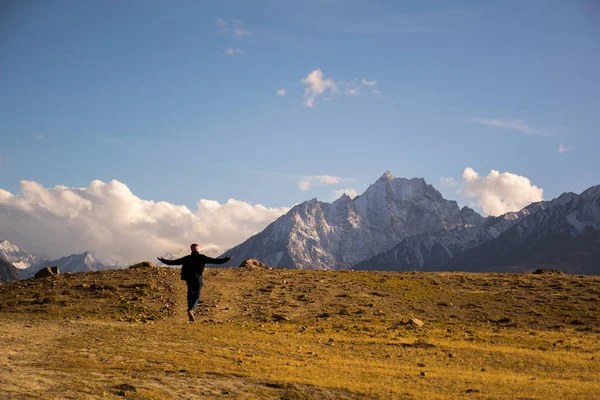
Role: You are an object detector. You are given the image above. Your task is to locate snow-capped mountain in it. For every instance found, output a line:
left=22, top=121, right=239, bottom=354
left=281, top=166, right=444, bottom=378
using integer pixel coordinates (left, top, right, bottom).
left=0, top=240, right=44, bottom=270
left=353, top=191, right=583, bottom=272
left=221, top=172, right=485, bottom=270
left=443, top=185, right=600, bottom=274
left=19, top=251, right=121, bottom=279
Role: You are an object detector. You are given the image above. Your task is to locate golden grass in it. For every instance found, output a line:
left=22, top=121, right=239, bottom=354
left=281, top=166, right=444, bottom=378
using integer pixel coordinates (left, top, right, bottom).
left=0, top=266, right=599, bottom=399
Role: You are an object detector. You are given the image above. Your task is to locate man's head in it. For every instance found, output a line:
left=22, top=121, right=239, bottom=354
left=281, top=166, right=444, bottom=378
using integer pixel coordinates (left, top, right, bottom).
left=190, top=243, right=199, bottom=253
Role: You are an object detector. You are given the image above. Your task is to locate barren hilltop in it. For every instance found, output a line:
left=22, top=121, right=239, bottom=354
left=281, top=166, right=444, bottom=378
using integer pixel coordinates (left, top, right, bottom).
left=1, top=263, right=599, bottom=399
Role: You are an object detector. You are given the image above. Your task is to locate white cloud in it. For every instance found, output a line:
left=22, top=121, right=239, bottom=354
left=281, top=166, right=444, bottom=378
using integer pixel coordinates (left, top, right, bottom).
left=218, top=19, right=252, bottom=37
left=217, top=19, right=228, bottom=33
left=300, top=70, right=381, bottom=107
left=233, top=27, right=251, bottom=37
left=298, top=175, right=352, bottom=191
left=332, top=188, right=358, bottom=200
left=439, top=177, right=459, bottom=188
left=224, top=48, right=243, bottom=55
left=276, top=88, right=286, bottom=96
left=0, top=180, right=289, bottom=264
left=558, top=144, right=571, bottom=154
left=469, top=118, right=538, bottom=135
left=301, top=69, right=337, bottom=108
left=458, top=168, right=543, bottom=216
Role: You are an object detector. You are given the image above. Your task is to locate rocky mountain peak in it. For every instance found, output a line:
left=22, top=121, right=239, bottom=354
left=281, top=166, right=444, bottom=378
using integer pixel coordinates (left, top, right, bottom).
left=376, top=170, right=395, bottom=183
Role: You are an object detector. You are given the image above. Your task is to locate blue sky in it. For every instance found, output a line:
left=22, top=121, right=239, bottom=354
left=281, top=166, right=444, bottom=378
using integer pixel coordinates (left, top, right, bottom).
left=1, top=0, right=599, bottom=213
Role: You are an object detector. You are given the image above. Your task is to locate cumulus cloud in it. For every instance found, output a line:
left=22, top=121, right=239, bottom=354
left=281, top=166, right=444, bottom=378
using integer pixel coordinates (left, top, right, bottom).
left=558, top=144, right=571, bottom=154
left=0, top=180, right=289, bottom=264
left=224, top=48, right=243, bottom=55
left=345, top=88, right=358, bottom=96
left=301, top=69, right=337, bottom=108
left=362, top=79, right=377, bottom=86
left=469, top=118, right=539, bottom=135
left=298, top=175, right=352, bottom=191
left=276, top=88, right=286, bottom=96
left=372, top=89, right=381, bottom=94
left=458, top=168, right=543, bottom=216
left=332, top=188, right=358, bottom=200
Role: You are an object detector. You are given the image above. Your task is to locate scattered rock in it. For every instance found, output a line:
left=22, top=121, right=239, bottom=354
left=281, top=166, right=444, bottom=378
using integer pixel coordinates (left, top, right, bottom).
left=271, top=314, right=290, bottom=322
left=465, top=389, right=480, bottom=393
left=129, top=261, right=155, bottom=269
left=533, top=269, right=563, bottom=275
left=34, top=267, right=54, bottom=279
left=417, top=363, right=426, bottom=367
left=239, top=259, right=270, bottom=269
left=420, top=371, right=426, bottom=376
left=409, top=318, right=424, bottom=327
left=496, top=317, right=512, bottom=324
left=113, top=383, right=136, bottom=392
left=50, top=266, right=60, bottom=275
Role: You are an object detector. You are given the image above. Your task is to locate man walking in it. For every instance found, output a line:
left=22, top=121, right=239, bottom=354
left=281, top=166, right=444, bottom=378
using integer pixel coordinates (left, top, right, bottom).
left=158, top=244, right=232, bottom=322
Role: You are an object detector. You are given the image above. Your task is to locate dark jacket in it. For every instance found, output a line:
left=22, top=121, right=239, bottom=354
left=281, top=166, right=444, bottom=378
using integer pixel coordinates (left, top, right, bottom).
left=161, top=251, right=229, bottom=281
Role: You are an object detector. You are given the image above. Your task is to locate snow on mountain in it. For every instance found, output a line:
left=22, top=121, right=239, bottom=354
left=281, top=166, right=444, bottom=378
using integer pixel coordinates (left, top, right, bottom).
left=355, top=185, right=600, bottom=273
left=0, top=240, right=44, bottom=270
left=221, top=172, right=485, bottom=270
left=19, top=251, right=121, bottom=278
left=444, top=185, right=600, bottom=274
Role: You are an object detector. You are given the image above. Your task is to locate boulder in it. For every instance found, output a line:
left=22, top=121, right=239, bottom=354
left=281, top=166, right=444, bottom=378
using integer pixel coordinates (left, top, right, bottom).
left=533, top=269, right=563, bottom=275
left=129, top=261, right=155, bottom=269
left=238, top=259, right=269, bottom=269
left=50, top=266, right=60, bottom=275
left=34, top=267, right=54, bottom=279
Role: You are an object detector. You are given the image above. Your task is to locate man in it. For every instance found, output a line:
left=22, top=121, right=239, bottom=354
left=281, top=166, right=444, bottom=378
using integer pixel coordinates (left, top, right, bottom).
left=158, top=244, right=232, bottom=322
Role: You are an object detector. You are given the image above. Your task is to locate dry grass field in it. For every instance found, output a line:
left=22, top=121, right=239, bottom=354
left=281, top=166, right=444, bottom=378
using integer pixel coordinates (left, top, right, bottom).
left=1, top=263, right=599, bottom=399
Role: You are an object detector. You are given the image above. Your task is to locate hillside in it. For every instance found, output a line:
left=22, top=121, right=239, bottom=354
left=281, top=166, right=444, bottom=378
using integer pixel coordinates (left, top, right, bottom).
left=1, top=265, right=599, bottom=399
left=0, top=258, right=19, bottom=284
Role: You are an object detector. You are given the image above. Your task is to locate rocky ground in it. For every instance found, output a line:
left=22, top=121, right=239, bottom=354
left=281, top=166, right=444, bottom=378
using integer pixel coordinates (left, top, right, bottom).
left=0, top=262, right=599, bottom=399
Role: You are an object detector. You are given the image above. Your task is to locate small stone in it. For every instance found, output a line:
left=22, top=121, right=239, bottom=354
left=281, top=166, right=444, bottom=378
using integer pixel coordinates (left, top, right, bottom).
left=420, top=371, right=426, bottom=376
left=410, top=318, right=424, bottom=327
left=448, top=353, right=453, bottom=358
left=465, top=389, right=480, bottom=393
left=480, top=368, right=487, bottom=372
left=417, top=363, right=426, bottom=367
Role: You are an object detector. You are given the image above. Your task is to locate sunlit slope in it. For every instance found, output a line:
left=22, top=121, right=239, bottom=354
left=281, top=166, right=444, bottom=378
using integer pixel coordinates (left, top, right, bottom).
left=1, top=265, right=599, bottom=399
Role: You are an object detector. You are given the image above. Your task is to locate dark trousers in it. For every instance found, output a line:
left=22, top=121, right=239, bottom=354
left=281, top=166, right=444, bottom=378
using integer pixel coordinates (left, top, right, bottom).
left=186, top=277, right=203, bottom=311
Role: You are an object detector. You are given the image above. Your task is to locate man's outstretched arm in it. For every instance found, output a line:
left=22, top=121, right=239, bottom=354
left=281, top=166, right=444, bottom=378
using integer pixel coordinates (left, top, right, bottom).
left=157, top=256, right=186, bottom=266
left=203, top=255, right=232, bottom=265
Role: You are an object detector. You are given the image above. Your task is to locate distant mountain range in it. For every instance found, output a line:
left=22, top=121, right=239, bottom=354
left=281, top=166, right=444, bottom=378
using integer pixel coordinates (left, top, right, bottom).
left=0, top=240, right=121, bottom=281
left=222, top=172, right=600, bottom=275
left=2, top=172, right=599, bottom=280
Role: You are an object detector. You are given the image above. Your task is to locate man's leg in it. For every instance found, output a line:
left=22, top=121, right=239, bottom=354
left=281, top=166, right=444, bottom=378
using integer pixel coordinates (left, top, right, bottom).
left=186, top=279, right=199, bottom=322
left=189, top=277, right=203, bottom=311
